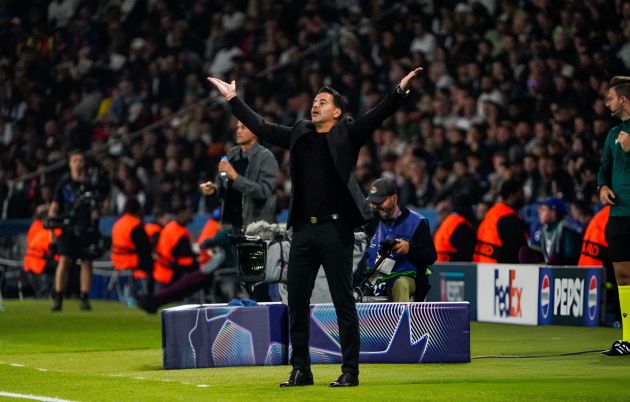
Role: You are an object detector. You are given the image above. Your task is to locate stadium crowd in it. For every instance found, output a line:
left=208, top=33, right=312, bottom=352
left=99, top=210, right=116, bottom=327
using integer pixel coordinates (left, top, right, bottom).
left=0, top=0, right=629, bottom=237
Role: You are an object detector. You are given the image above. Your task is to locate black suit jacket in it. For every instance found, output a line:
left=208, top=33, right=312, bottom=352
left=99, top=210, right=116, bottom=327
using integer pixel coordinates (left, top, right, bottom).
left=229, top=89, right=405, bottom=229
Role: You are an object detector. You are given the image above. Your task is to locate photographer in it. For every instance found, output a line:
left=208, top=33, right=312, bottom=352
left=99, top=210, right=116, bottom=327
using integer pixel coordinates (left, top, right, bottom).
left=365, top=178, right=437, bottom=302
left=48, top=150, right=105, bottom=311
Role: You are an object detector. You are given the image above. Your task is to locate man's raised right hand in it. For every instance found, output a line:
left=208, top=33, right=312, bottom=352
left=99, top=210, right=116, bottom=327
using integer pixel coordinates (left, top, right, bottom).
left=207, top=77, right=237, bottom=101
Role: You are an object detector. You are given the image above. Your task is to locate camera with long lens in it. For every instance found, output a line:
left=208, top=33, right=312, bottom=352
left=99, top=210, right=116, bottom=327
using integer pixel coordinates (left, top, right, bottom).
left=44, top=182, right=107, bottom=259
left=233, top=233, right=289, bottom=284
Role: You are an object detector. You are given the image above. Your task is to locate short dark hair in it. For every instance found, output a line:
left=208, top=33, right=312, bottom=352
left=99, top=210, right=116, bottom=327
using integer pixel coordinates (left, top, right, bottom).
left=317, top=86, right=347, bottom=116
left=500, top=179, right=523, bottom=199
left=124, top=197, right=142, bottom=215
left=68, top=149, right=85, bottom=159
left=610, top=76, right=630, bottom=99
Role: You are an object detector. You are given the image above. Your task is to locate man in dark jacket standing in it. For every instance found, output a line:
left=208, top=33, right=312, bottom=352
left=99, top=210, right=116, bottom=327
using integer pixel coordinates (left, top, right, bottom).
left=199, top=120, right=278, bottom=231
left=208, top=66, right=422, bottom=387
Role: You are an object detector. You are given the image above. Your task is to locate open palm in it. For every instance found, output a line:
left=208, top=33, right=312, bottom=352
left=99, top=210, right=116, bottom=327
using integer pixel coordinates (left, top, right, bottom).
left=207, top=77, right=236, bottom=100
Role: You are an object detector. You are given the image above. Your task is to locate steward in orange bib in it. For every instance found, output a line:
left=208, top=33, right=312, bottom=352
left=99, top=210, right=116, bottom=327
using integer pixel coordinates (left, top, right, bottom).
left=23, top=205, right=61, bottom=297
left=153, top=202, right=198, bottom=285
left=144, top=207, right=171, bottom=248
left=578, top=205, right=610, bottom=267
left=24, top=205, right=60, bottom=275
left=473, top=179, right=528, bottom=263
left=196, top=218, right=221, bottom=265
left=145, top=222, right=162, bottom=247
left=111, top=198, right=153, bottom=288
left=24, top=221, right=61, bottom=275
left=434, top=195, right=476, bottom=262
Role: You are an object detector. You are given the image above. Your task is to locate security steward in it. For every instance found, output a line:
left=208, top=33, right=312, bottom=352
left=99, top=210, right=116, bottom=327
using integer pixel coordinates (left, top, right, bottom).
left=23, top=205, right=61, bottom=296
left=153, top=202, right=198, bottom=286
left=434, top=194, right=475, bottom=262
left=473, top=179, right=528, bottom=263
left=145, top=207, right=171, bottom=248
left=111, top=198, right=153, bottom=292
left=578, top=205, right=610, bottom=267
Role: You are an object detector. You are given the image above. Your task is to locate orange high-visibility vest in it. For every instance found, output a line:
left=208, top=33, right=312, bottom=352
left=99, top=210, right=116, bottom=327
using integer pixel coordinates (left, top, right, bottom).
left=111, top=213, right=148, bottom=278
left=578, top=205, right=610, bottom=267
left=23, top=220, right=60, bottom=274
left=434, top=213, right=473, bottom=262
left=26, top=218, right=44, bottom=245
left=153, top=221, right=195, bottom=284
left=144, top=222, right=162, bottom=247
left=473, top=202, right=518, bottom=263
left=196, top=219, right=220, bottom=264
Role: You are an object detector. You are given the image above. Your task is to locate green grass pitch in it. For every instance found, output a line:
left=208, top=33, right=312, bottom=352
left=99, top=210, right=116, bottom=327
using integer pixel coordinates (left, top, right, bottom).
left=0, top=300, right=628, bottom=401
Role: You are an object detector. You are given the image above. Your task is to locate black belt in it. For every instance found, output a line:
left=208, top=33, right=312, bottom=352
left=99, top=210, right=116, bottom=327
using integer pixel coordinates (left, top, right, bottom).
left=306, top=213, right=340, bottom=224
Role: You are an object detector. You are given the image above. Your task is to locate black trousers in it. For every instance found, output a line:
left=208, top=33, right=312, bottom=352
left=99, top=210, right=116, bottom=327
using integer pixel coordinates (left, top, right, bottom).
left=288, top=219, right=360, bottom=375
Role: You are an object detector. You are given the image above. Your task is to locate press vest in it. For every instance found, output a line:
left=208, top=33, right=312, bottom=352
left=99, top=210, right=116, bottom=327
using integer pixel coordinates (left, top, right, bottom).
left=473, top=202, right=518, bottom=263
left=365, top=208, right=427, bottom=285
left=578, top=206, right=610, bottom=267
left=111, top=213, right=147, bottom=278
left=153, top=221, right=194, bottom=284
left=434, top=213, right=472, bottom=262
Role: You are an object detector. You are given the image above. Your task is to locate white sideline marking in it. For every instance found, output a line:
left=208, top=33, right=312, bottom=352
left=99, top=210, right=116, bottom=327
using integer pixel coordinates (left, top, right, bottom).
left=10, top=364, right=24, bottom=367
left=36, top=368, right=48, bottom=372
left=0, top=391, right=77, bottom=402
left=197, top=385, right=208, bottom=388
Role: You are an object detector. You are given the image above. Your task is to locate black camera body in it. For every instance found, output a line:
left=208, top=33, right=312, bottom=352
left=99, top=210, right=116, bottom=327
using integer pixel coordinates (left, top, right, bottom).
left=378, top=238, right=398, bottom=257
left=233, top=233, right=289, bottom=284
left=45, top=177, right=108, bottom=259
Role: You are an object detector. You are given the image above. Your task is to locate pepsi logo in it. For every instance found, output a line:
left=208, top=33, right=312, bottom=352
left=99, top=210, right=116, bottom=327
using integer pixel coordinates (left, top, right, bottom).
left=540, top=274, right=550, bottom=319
left=588, top=275, right=598, bottom=321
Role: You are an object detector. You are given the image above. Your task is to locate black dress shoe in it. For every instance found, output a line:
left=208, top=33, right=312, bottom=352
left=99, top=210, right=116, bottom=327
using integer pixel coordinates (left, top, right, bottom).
left=329, top=372, right=359, bottom=387
left=279, top=368, right=314, bottom=387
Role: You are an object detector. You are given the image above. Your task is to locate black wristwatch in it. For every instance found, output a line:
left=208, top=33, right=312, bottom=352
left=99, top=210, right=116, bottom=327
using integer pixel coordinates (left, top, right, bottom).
left=396, top=84, right=410, bottom=97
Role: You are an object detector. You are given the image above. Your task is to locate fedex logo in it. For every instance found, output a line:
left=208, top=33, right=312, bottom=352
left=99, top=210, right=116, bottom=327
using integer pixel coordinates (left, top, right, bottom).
left=554, top=278, right=584, bottom=317
left=494, top=269, right=523, bottom=317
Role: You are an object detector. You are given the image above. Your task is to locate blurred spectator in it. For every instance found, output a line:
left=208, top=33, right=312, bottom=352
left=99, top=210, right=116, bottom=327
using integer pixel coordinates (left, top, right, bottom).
left=529, top=196, right=582, bottom=265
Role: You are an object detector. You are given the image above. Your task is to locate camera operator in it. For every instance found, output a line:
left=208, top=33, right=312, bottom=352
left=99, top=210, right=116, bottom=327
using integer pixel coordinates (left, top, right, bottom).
left=365, top=178, right=437, bottom=302
left=48, top=150, right=104, bottom=311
